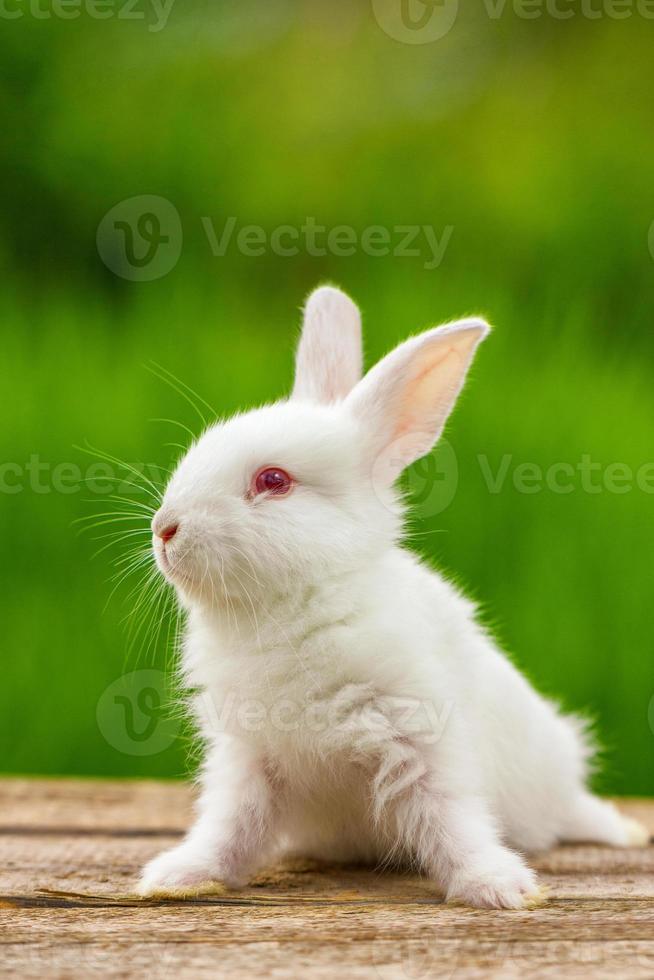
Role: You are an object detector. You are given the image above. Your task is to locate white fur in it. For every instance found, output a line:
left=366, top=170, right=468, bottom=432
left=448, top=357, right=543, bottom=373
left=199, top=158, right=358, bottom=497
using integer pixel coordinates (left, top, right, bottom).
left=140, top=286, right=647, bottom=908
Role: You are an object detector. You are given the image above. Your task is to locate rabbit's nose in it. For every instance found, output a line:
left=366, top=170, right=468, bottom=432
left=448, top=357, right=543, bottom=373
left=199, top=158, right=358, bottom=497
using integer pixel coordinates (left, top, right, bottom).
left=152, top=511, right=179, bottom=543
left=158, top=523, right=179, bottom=543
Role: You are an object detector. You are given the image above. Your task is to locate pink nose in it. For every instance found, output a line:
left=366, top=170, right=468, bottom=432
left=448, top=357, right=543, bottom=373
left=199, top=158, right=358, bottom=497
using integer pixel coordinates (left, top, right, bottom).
left=157, top=523, right=179, bottom=544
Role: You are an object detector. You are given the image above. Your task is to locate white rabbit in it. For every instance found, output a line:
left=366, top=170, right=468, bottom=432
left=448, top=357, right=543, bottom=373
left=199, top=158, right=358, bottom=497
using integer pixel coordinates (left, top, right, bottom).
left=139, top=286, right=647, bottom=908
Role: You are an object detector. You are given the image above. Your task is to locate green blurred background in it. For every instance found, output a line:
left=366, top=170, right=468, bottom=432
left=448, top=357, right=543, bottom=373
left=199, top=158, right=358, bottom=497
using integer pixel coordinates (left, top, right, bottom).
left=2, top=0, right=653, bottom=792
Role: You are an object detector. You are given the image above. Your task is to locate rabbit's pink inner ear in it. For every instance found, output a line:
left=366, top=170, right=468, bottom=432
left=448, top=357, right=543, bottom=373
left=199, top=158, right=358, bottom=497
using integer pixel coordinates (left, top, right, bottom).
left=346, top=319, right=490, bottom=484
left=292, top=286, right=362, bottom=403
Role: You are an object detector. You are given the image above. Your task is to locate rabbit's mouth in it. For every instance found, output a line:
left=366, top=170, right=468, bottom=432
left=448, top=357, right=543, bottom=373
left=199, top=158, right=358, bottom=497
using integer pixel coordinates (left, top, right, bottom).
left=153, top=536, right=182, bottom=582
left=153, top=535, right=206, bottom=599
left=156, top=543, right=171, bottom=573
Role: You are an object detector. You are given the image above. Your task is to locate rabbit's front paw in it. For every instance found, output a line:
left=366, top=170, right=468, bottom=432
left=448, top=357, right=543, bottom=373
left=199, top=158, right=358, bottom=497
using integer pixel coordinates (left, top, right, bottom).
left=446, top=848, right=543, bottom=910
left=137, top=842, right=230, bottom=897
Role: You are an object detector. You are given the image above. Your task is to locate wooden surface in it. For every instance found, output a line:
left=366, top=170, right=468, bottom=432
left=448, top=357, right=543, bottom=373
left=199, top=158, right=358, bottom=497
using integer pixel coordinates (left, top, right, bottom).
left=1, top=780, right=653, bottom=978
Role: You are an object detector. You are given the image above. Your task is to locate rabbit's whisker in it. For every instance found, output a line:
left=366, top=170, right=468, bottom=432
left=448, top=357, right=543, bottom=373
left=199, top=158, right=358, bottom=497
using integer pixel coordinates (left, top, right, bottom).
left=149, top=416, right=197, bottom=444
left=146, top=360, right=217, bottom=430
left=75, top=440, right=163, bottom=503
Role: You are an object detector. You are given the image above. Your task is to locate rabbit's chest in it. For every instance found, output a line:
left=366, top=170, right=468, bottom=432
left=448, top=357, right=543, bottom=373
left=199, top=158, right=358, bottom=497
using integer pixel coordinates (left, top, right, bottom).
left=207, top=652, right=343, bottom=748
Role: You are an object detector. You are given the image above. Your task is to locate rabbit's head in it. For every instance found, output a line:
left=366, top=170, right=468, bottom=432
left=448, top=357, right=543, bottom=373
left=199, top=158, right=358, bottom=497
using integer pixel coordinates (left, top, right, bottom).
left=152, top=286, right=489, bottom=605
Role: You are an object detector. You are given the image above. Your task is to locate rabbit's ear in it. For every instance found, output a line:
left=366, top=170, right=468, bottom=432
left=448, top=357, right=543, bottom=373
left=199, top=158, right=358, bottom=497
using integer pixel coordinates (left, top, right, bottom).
left=292, top=286, right=363, bottom=403
left=346, top=318, right=490, bottom=484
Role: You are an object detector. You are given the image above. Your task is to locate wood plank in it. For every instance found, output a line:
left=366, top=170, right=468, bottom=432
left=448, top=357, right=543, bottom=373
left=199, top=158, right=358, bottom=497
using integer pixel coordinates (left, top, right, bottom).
left=0, top=779, right=652, bottom=979
left=0, top=778, right=191, bottom=833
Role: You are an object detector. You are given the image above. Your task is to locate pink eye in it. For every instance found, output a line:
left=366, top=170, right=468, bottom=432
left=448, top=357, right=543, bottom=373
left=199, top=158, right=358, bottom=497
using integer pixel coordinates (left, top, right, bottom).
left=253, top=467, right=294, bottom=497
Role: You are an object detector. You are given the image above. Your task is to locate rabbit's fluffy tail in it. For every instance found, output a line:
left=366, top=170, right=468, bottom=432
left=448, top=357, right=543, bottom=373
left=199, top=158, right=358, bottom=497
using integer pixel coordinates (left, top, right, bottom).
left=560, top=791, right=649, bottom=847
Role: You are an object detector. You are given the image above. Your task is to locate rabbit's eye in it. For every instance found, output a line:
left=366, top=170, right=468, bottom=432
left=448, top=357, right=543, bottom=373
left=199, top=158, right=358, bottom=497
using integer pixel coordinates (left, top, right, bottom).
left=253, top=467, right=294, bottom=497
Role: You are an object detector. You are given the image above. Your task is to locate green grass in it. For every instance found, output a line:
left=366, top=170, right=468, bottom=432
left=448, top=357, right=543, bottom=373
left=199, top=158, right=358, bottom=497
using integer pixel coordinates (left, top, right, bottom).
left=1, top=7, right=653, bottom=791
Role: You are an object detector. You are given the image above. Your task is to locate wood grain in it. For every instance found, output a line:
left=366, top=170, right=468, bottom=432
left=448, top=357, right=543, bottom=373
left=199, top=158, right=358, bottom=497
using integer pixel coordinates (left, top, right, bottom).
left=0, top=779, right=652, bottom=978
